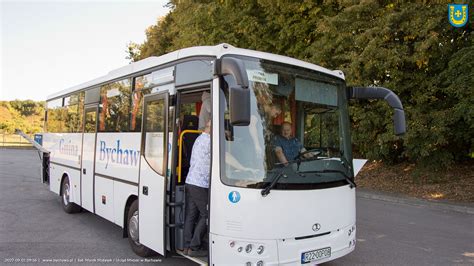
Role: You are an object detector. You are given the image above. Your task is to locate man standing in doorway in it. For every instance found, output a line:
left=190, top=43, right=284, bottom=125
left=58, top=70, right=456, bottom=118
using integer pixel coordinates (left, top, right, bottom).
left=184, top=119, right=211, bottom=257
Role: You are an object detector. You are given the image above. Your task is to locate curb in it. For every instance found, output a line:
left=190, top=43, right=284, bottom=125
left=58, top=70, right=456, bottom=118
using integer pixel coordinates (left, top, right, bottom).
left=356, top=188, right=474, bottom=215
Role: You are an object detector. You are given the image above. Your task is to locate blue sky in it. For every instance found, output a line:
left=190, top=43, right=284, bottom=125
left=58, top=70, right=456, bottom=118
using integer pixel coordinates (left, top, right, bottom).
left=1, top=0, right=170, bottom=101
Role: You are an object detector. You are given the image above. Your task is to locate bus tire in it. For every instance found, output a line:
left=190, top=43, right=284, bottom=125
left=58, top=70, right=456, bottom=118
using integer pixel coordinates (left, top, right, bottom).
left=127, top=200, right=155, bottom=257
left=61, top=176, right=81, bottom=213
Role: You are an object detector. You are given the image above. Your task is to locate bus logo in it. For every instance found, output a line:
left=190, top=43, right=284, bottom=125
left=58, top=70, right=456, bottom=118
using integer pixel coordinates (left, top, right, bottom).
left=448, top=4, right=468, bottom=28
left=312, top=223, right=321, bottom=232
left=228, top=191, right=241, bottom=203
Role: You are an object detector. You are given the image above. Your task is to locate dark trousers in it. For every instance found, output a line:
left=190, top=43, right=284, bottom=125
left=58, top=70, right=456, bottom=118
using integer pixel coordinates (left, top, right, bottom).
left=184, top=184, right=208, bottom=250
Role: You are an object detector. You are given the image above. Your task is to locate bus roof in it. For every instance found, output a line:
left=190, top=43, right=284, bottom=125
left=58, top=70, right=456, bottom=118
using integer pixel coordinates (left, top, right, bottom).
left=47, top=43, right=345, bottom=100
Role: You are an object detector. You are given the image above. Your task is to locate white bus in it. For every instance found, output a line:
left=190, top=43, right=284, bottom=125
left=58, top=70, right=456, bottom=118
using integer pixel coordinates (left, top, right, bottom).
left=42, top=43, right=405, bottom=265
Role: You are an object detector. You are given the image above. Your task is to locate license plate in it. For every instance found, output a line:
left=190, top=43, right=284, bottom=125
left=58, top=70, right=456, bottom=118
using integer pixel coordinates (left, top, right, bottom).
left=301, top=247, right=331, bottom=264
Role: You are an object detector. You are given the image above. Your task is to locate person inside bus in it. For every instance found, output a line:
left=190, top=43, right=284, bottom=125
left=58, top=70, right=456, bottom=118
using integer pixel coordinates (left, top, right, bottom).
left=198, top=91, right=211, bottom=130
left=274, top=122, right=312, bottom=165
left=183, top=119, right=211, bottom=257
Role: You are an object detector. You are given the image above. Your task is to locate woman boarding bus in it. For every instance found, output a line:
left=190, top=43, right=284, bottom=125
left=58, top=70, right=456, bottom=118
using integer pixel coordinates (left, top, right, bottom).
left=42, top=43, right=405, bottom=265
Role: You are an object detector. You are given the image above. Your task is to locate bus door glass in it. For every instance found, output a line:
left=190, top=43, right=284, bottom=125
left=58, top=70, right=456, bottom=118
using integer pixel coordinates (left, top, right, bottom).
left=138, top=92, right=169, bottom=256
left=81, top=105, right=97, bottom=212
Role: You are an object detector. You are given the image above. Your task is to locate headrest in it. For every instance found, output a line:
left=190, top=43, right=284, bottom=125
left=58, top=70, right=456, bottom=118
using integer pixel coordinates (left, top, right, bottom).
left=182, top=115, right=199, bottom=130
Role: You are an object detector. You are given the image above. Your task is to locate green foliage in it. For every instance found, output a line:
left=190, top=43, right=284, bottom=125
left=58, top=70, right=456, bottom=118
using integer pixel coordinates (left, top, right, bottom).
left=129, top=1, right=473, bottom=167
left=0, top=100, right=44, bottom=134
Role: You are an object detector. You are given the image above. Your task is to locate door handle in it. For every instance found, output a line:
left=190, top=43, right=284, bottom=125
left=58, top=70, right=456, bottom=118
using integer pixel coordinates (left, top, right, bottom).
left=143, top=186, right=148, bottom=195
left=83, top=168, right=86, bottom=175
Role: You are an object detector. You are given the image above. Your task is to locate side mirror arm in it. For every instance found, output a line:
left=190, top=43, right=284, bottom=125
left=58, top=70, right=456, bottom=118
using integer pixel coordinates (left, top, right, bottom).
left=348, top=86, right=406, bottom=136
left=215, top=57, right=249, bottom=88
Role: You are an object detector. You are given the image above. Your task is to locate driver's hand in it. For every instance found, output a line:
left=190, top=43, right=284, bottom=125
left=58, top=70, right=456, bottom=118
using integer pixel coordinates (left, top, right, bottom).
left=303, top=152, right=314, bottom=158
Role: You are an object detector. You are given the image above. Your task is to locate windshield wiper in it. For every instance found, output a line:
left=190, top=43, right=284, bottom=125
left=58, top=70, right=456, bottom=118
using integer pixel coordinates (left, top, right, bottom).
left=299, top=169, right=356, bottom=189
left=261, top=164, right=292, bottom=197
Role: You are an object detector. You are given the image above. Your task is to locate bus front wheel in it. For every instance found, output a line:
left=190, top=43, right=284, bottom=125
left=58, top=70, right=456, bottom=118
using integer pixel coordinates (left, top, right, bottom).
left=127, top=200, right=155, bottom=257
left=61, top=176, right=81, bottom=213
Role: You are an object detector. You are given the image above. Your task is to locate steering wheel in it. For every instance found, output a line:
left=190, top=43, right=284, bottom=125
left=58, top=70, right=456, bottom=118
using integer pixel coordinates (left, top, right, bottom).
left=295, top=148, right=323, bottom=161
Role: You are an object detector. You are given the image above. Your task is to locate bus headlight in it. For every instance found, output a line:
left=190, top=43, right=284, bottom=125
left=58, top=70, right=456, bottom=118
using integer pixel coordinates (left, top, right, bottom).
left=256, top=245, right=264, bottom=254
left=237, top=246, right=243, bottom=253
left=257, top=261, right=264, bottom=266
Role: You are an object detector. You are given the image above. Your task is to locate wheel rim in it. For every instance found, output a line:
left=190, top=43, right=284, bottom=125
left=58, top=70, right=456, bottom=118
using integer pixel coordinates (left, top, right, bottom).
left=129, top=210, right=140, bottom=245
left=62, top=183, right=70, bottom=206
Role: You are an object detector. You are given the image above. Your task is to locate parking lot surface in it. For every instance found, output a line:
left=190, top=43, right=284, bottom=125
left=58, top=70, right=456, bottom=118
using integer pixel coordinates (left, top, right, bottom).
left=0, top=149, right=195, bottom=265
left=1, top=149, right=473, bottom=265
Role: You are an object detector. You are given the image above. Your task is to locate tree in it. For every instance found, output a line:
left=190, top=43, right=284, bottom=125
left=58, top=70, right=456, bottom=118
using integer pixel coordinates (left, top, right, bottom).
left=128, top=1, right=473, bottom=167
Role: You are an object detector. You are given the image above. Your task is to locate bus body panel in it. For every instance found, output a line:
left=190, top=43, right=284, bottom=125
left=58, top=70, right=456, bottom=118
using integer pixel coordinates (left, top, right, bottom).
left=43, top=133, right=82, bottom=199
left=48, top=162, right=62, bottom=194
left=93, top=132, right=141, bottom=225
left=94, top=175, right=114, bottom=222
left=81, top=132, right=95, bottom=212
left=94, top=133, right=141, bottom=184
left=210, top=180, right=355, bottom=239
left=113, top=182, right=137, bottom=228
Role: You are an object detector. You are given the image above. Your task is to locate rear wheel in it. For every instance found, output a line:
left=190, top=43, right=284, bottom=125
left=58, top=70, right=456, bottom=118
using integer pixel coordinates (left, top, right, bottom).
left=61, top=176, right=81, bottom=213
left=127, top=200, right=155, bottom=257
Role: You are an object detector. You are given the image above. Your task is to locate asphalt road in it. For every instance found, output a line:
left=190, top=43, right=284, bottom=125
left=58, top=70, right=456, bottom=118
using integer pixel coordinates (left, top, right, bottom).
left=1, top=149, right=473, bottom=265
left=0, top=149, right=195, bottom=266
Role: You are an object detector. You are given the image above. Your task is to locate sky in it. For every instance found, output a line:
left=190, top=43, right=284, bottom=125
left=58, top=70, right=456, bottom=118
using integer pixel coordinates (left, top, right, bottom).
left=0, top=0, right=170, bottom=101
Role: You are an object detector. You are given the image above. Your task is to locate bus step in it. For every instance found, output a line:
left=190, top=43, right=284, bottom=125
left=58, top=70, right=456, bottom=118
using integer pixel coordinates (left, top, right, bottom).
left=176, top=250, right=208, bottom=266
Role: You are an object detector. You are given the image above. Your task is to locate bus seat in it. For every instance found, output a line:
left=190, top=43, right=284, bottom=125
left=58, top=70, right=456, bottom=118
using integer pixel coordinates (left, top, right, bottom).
left=179, top=115, right=200, bottom=182
left=182, top=115, right=199, bottom=131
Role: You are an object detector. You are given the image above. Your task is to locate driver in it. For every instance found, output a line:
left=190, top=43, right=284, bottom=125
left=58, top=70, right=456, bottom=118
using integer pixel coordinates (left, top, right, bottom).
left=274, top=122, right=312, bottom=165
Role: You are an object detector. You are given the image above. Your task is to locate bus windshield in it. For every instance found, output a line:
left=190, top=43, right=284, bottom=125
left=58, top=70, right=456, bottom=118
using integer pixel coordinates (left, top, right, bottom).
left=221, top=56, right=353, bottom=190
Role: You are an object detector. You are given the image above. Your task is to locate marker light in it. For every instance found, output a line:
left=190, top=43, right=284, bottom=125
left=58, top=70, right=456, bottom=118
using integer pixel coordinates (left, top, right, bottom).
left=257, top=261, right=264, bottom=266
left=245, top=262, right=252, bottom=266
left=229, top=241, right=235, bottom=248
left=256, top=245, right=264, bottom=255
left=245, top=244, right=253, bottom=253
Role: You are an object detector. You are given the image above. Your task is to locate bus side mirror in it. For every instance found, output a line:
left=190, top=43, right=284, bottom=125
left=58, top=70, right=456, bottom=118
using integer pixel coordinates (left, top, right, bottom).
left=216, top=57, right=250, bottom=126
left=348, top=86, right=406, bottom=136
left=229, top=86, right=250, bottom=126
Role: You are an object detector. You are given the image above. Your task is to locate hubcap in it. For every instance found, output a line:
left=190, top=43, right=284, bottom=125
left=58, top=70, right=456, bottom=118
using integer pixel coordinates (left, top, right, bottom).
left=62, top=183, right=70, bottom=205
left=129, top=210, right=140, bottom=245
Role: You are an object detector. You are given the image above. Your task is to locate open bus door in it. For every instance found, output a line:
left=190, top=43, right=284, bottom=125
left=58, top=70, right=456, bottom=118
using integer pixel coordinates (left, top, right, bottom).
left=139, top=92, right=169, bottom=256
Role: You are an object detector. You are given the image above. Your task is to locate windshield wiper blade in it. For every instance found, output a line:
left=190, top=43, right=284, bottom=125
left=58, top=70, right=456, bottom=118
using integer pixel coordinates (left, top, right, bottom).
left=299, top=169, right=356, bottom=189
left=261, top=171, right=286, bottom=197
left=261, top=162, right=294, bottom=197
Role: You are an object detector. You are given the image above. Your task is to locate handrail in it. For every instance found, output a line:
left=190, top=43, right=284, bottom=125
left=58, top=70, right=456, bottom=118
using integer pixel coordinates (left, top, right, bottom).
left=177, top=129, right=202, bottom=183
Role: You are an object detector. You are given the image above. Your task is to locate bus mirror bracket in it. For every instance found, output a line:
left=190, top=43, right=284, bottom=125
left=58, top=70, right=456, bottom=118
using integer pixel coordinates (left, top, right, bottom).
left=215, top=57, right=249, bottom=88
left=348, top=86, right=406, bottom=136
left=216, top=57, right=250, bottom=126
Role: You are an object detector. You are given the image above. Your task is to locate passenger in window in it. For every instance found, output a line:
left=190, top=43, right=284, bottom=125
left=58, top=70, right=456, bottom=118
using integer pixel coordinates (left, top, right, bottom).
left=274, top=122, right=312, bottom=165
left=198, top=91, right=211, bottom=130
left=183, top=119, right=211, bottom=257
